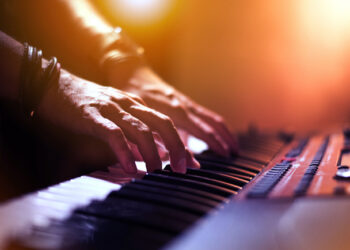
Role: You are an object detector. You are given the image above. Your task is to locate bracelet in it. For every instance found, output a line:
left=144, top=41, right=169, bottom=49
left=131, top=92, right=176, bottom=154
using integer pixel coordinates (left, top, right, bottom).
left=99, top=27, right=145, bottom=62
left=99, top=27, right=145, bottom=82
left=19, top=43, right=60, bottom=119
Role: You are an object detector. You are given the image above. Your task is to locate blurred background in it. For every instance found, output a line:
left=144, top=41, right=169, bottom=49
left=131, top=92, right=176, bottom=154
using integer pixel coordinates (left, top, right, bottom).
left=96, top=0, right=350, bottom=132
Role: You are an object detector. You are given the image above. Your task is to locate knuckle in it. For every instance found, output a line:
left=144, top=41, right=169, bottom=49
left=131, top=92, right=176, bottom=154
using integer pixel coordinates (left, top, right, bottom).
left=81, top=105, right=94, bottom=119
left=206, top=129, right=217, bottom=140
left=214, top=115, right=225, bottom=124
left=138, top=125, right=152, bottom=137
left=121, top=111, right=133, bottom=121
left=121, top=112, right=152, bottom=136
left=161, top=116, right=175, bottom=129
left=121, top=95, right=133, bottom=104
left=173, top=104, right=188, bottom=118
left=172, top=102, right=184, bottom=111
left=93, top=101, right=114, bottom=114
left=122, top=112, right=147, bottom=128
left=129, top=93, right=144, bottom=103
left=94, top=119, right=120, bottom=137
left=114, top=94, right=132, bottom=106
left=128, top=104, right=142, bottom=112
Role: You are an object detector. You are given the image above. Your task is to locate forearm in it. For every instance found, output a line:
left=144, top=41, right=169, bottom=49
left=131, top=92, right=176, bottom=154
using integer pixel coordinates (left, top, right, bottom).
left=6, top=0, right=142, bottom=82
left=0, top=31, right=23, bottom=100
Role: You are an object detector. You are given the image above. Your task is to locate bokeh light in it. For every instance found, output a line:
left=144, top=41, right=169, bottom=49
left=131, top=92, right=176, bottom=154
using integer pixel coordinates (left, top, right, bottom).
left=104, top=0, right=175, bottom=26
left=99, top=0, right=350, bottom=131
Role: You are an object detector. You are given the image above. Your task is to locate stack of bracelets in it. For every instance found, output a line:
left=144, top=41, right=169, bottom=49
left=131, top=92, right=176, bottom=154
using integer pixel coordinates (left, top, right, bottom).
left=19, top=43, right=60, bottom=119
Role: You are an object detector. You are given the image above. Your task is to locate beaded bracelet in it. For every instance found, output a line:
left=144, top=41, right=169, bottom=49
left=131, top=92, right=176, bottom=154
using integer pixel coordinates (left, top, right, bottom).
left=19, top=43, right=60, bottom=119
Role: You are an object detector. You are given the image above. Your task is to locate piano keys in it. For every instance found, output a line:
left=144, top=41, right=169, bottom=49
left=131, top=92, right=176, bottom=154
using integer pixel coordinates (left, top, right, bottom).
left=2, top=130, right=350, bottom=249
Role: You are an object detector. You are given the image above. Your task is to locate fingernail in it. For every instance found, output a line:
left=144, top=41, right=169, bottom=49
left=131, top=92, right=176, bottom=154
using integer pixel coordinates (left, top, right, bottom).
left=176, top=158, right=187, bottom=174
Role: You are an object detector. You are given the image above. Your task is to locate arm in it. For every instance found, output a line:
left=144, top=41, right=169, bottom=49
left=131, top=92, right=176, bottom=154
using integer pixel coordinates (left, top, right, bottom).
left=0, top=31, right=23, bottom=100
left=5, top=0, right=138, bottom=82
left=6, top=0, right=238, bottom=155
left=0, top=31, right=197, bottom=173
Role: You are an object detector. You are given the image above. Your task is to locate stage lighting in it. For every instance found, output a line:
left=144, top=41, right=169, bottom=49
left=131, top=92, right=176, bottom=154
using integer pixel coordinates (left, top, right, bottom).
left=106, top=0, right=174, bottom=25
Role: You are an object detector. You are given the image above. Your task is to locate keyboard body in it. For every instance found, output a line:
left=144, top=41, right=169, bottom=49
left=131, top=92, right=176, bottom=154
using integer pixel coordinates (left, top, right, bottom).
left=1, top=130, right=350, bottom=250
left=169, top=131, right=350, bottom=250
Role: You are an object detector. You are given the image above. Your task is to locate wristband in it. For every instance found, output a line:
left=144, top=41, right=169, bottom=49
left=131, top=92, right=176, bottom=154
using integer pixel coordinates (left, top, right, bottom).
left=19, top=43, right=60, bottom=119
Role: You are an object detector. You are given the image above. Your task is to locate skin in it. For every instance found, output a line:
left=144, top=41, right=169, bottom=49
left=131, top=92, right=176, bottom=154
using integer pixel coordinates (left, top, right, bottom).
left=37, top=68, right=200, bottom=174
left=106, top=65, right=239, bottom=158
left=1, top=1, right=239, bottom=168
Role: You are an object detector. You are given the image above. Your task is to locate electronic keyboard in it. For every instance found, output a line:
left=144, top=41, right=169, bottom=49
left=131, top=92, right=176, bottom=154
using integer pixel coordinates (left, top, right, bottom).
left=2, top=129, right=350, bottom=250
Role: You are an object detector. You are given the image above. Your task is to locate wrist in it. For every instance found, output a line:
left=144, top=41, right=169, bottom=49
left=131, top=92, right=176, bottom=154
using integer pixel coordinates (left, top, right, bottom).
left=103, top=52, right=146, bottom=88
left=99, top=27, right=146, bottom=87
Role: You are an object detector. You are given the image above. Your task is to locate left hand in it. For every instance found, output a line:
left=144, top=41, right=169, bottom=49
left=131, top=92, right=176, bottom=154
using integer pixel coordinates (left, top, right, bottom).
left=106, top=65, right=238, bottom=157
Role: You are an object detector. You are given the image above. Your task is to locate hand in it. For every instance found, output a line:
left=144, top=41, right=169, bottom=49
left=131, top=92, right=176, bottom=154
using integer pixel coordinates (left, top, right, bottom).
left=106, top=66, right=239, bottom=157
left=38, top=69, right=199, bottom=174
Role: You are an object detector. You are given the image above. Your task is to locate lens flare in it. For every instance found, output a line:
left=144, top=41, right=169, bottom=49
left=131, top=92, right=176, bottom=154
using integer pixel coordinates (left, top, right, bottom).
left=106, top=0, right=174, bottom=25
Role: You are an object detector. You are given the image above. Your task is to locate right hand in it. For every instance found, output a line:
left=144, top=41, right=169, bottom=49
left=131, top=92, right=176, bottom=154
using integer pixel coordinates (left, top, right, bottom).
left=37, top=69, right=199, bottom=174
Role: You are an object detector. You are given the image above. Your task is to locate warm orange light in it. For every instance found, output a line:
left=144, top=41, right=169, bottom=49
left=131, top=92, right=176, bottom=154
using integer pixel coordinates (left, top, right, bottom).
left=70, top=0, right=112, bottom=33
left=298, top=0, right=350, bottom=54
left=105, top=0, right=174, bottom=25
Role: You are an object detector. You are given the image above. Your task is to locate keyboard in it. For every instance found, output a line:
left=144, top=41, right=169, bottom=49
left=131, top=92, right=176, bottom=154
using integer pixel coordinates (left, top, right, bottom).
left=1, top=129, right=350, bottom=250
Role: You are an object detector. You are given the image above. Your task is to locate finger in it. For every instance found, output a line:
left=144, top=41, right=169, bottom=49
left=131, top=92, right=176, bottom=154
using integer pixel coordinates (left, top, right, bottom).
left=125, top=92, right=147, bottom=106
left=186, top=149, right=200, bottom=168
left=188, top=105, right=239, bottom=153
left=153, top=133, right=170, bottom=160
left=101, top=106, right=162, bottom=172
left=141, top=93, right=230, bottom=157
left=127, top=140, right=143, bottom=161
left=184, top=113, right=230, bottom=157
left=106, top=87, right=145, bottom=107
left=172, top=91, right=238, bottom=153
left=88, top=108, right=137, bottom=174
left=127, top=104, right=187, bottom=173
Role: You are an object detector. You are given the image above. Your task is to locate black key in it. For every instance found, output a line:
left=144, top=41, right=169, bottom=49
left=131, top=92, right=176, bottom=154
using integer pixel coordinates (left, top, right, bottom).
left=125, top=182, right=220, bottom=207
left=76, top=197, right=197, bottom=234
left=144, top=173, right=236, bottom=197
left=164, top=166, right=249, bottom=187
left=133, top=179, right=226, bottom=203
left=110, top=187, right=212, bottom=215
left=155, top=170, right=241, bottom=191
left=233, top=158, right=264, bottom=171
left=238, top=149, right=271, bottom=164
left=196, top=161, right=256, bottom=178
left=189, top=168, right=249, bottom=185
left=218, top=172, right=252, bottom=181
left=195, top=154, right=262, bottom=173
left=239, top=142, right=278, bottom=154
